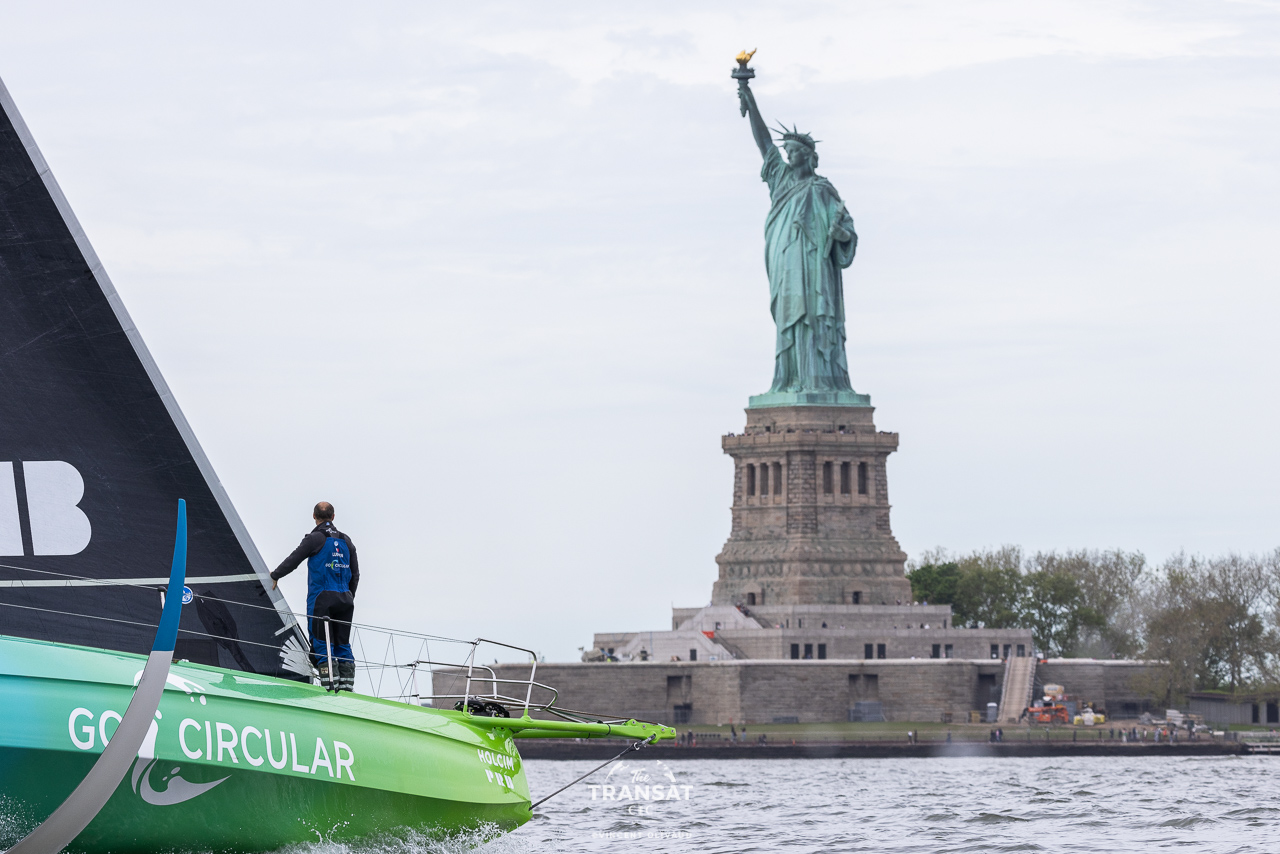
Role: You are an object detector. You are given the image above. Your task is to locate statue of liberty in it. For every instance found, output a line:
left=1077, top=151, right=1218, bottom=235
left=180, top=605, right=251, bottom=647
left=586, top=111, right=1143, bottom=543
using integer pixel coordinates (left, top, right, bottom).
left=733, top=52, right=868, bottom=407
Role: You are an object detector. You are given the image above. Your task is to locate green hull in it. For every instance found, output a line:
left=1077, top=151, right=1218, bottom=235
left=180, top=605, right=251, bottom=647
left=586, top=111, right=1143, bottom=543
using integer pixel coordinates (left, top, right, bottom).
left=0, top=635, right=531, bottom=852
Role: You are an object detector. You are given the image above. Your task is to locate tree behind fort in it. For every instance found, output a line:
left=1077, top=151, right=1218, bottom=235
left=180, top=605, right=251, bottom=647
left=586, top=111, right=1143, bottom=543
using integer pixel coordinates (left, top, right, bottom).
left=909, top=546, right=1280, bottom=704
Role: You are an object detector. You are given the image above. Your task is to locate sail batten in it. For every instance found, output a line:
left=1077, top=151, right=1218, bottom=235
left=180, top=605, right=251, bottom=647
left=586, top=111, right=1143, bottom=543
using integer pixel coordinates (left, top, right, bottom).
left=0, top=573, right=261, bottom=588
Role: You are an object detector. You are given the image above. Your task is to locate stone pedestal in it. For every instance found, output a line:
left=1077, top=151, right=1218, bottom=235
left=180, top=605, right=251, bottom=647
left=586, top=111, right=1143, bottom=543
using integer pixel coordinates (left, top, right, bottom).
left=712, top=404, right=912, bottom=607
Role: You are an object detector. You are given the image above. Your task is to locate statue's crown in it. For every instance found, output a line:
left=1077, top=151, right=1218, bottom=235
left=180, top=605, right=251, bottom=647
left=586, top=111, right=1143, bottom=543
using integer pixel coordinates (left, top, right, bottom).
left=774, top=123, right=818, bottom=151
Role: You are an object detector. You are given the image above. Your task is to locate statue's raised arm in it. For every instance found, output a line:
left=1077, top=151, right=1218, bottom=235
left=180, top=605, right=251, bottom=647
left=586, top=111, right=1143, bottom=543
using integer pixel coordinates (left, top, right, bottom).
left=733, top=50, right=773, bottom=159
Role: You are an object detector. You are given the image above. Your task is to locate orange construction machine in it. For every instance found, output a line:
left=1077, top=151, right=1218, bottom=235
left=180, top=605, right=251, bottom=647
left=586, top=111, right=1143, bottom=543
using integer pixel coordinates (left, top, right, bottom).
left=1024, top=683, right=1071, bottom=725
left=1028, top=703, right=1070, bottom=724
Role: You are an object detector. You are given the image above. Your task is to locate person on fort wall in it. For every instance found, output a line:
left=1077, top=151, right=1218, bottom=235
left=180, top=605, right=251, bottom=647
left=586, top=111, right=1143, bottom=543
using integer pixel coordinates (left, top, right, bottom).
left=271, top=501, right=360, bottom=691
left=737, top=73, right=858, bottom=395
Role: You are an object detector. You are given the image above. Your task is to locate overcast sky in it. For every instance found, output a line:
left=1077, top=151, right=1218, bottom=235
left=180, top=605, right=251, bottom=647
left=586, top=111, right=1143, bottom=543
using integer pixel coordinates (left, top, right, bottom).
left=2, top=1, right=1277, bottom=660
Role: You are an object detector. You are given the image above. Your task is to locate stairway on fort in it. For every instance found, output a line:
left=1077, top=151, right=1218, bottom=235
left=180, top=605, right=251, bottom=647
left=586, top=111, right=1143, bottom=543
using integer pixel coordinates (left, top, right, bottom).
left=998, top=655, right=1037, bottom=723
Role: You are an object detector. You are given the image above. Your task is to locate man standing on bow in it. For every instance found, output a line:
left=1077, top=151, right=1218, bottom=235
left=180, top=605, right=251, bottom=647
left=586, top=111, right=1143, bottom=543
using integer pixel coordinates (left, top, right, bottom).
left=271, top=502, right=359, bottom=691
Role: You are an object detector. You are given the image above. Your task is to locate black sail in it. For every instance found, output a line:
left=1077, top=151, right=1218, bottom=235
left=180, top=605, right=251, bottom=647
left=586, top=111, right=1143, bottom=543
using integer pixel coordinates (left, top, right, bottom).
left=0, top=76, right=305, bottom=676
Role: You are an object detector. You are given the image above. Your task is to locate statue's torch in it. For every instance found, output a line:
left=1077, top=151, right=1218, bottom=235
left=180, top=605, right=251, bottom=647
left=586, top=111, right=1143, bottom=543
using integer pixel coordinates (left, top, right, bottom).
left=733, top=48, right=756, bottom=116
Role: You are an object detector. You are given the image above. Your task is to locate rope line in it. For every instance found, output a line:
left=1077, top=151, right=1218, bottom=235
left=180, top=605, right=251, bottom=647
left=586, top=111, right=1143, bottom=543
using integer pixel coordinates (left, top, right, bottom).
left=0, top=563, right=464, bottom=645
left=530, top=735, right=657, bottom=810
left=0, top=600, right=465, bottom=676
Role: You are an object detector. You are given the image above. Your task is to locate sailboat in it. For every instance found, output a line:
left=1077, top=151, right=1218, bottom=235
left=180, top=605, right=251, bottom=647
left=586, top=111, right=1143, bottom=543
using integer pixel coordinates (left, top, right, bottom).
left=0, top=76, right=672, bottom=853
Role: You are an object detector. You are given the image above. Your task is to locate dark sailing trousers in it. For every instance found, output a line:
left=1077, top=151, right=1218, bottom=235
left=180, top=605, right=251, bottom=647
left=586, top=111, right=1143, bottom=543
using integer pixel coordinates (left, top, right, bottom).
left=309, top=590, right=355, bottom=666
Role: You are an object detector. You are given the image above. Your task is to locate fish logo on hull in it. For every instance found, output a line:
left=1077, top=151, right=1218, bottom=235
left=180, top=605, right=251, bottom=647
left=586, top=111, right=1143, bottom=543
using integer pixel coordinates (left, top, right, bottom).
left=72, top=673, right=231, bottom=806
left=133, top=713, right=231, bottom=805
left=132, top=762, right=229, bottom=806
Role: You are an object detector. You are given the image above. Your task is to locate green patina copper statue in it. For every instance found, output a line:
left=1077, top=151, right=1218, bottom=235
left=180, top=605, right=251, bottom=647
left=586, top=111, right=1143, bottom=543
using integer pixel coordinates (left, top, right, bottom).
left=733, top=51, right=870, bottom=408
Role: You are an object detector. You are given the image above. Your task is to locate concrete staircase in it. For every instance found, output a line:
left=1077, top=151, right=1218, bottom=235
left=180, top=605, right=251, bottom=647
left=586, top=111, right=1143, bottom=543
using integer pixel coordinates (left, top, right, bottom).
left=711, top=634, right=751, bottom=661
left=997, top=655, right=1037, bottom=724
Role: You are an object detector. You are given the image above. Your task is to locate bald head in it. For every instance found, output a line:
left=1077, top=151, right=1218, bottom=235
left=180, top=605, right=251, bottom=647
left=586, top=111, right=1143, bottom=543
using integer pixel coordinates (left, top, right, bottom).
left=313, top=501, right=335, bottom=522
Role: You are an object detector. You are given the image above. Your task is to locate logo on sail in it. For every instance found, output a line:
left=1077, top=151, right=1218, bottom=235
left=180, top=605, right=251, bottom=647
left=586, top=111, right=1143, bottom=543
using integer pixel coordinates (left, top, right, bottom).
left=0, top=461, right=92, bottom=556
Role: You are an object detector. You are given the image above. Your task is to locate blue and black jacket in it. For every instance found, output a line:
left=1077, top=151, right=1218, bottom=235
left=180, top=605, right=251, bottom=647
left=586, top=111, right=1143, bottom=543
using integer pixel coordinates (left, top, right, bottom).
left=270, top=522, right=360, bottom=614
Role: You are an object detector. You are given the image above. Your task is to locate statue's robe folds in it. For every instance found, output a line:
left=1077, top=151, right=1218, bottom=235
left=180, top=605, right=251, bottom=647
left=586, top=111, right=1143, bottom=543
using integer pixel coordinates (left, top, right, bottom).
left=761, top=144, right=858, bottom=393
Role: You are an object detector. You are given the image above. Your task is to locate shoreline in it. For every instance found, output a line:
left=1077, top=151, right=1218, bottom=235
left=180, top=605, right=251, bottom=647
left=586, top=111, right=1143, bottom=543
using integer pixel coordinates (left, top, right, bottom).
left=517, top=741, right=1248, bottom=760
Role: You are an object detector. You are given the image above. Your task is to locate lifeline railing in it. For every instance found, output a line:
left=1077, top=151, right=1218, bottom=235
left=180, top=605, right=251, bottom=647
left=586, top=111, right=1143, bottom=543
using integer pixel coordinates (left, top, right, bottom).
left=0, top=562, right=603, bottom=721
left=386, top=639, right=642, bottom=727
left=406, top=636, right=556, bottom=714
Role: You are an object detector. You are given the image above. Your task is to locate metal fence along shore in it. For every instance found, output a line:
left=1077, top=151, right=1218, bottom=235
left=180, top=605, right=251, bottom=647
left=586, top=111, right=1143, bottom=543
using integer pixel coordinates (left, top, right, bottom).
left=514, top=721, right=1269, bottom=759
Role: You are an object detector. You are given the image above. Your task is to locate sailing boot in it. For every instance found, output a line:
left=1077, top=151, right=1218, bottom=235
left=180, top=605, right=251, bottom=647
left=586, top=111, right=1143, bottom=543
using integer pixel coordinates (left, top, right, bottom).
left=316, top=658, right=331, bottom=687
left=338, top=659, right=356, bottom=692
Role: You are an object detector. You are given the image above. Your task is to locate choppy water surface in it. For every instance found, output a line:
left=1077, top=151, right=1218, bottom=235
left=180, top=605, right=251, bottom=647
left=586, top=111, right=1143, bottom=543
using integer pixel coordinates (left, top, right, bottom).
left=483, top=756, right=1278, bottom=853
left=9, top=756, right=1273, bottom=854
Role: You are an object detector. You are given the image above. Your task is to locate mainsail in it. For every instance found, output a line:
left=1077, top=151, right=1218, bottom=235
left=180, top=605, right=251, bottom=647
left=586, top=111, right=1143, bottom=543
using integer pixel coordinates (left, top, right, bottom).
left=0, top=76, right=305, bottom=676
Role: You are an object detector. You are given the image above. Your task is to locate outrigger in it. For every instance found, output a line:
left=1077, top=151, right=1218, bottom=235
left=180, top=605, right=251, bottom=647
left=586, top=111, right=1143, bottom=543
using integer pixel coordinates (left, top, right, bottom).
left=0, top=75, right=672, bottom=853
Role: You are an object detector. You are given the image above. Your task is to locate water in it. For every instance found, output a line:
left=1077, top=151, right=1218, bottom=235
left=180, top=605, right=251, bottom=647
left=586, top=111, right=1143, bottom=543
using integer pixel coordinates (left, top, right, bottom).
left=483, top=756, right=1280, bottom=853
left=7, top=757, right=1276, bottom=853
